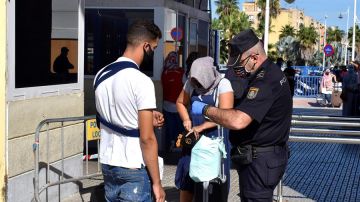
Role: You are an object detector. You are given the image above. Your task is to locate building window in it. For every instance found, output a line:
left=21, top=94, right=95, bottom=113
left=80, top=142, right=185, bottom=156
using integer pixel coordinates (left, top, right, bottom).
left=189, top=21, right=198, bottom=54
left=85, top=9, right=154, bottom=76
left=15, top=0, right=79, bottom=88
left=164, top=11, right=187, bottom=67
left=198, top=20, right=209, bottom=57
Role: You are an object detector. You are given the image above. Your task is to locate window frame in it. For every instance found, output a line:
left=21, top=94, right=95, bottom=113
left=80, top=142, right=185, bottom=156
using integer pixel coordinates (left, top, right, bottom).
left=7, top=0, right=85, bottom=101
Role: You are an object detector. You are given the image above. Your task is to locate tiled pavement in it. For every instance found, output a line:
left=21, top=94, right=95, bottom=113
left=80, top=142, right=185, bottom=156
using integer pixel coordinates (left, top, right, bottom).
left=64, top=98, right=360, bottom=201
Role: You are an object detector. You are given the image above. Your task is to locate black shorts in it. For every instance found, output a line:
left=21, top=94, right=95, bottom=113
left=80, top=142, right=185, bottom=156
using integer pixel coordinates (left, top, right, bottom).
left=237, top=146, right=289, bottom=201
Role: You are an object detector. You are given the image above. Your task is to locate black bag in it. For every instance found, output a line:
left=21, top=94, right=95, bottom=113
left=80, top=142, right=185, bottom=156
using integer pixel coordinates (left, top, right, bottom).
left=175, top=130, right=198, bottom=149
left=230, top=145, right=253, bottom=165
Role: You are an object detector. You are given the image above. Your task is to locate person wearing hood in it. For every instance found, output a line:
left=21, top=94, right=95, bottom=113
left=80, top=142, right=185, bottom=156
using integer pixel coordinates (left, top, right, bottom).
left=175, top=56, right=234, bottom=202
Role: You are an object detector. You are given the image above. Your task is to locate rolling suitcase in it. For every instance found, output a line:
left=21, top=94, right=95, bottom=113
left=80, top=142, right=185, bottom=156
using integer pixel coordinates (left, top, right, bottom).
left=192, top=126, right=228, bottom=202
left=331, top=83, right=342, bottom=107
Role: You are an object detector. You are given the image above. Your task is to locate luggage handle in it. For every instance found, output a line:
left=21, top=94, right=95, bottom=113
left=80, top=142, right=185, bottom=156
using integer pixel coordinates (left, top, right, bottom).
left=217, top=125, right=227, bottom=183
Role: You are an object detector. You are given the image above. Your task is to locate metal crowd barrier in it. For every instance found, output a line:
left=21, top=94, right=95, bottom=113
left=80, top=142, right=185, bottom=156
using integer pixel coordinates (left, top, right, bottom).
left=276, top=115, right=360, bottom=202
left=32, top=115, right=360, bottom=202
left=33, top=115, right=101, bottom=202
left=294, top=75, right=321, bottom=97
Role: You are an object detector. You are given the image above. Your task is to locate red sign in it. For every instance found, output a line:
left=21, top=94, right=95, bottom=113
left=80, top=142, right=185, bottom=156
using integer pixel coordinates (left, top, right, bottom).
left=171, top=27, right=183, bottom=41
left=324, top=44, right=334, bottom=57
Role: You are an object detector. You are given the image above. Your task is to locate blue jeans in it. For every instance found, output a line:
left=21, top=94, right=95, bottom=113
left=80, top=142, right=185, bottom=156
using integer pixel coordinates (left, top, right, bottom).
left=102, top=164, right=152, bottom=202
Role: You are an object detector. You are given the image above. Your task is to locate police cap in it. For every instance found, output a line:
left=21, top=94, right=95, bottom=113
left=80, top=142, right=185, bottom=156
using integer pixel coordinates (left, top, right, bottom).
left=228, top=29, right=260, bottom=66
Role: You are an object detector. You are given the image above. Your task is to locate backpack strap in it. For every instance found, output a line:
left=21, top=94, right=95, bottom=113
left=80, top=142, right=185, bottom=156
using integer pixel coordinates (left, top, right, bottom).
left=94, top=61, right=140, bottom=138
left=96, top=112, right=140, bottom=138
left=94, top=61, right=138, bottom=90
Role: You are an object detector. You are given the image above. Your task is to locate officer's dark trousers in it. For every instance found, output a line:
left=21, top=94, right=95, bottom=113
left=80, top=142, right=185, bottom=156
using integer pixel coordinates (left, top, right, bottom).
left=236, top=146, right=289, bottom=202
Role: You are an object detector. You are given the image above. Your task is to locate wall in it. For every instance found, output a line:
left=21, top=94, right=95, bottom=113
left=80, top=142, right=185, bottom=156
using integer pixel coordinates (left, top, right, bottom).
left=7, top=94, right=84, bottom=202
left=0, top=1, right=6, bottom=201
left=5, top=0, right=85, bottom=201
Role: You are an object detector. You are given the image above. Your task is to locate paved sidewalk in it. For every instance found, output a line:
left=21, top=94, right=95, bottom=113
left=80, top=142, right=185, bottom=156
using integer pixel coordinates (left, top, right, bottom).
left=64, top=97, right=359, bottom=202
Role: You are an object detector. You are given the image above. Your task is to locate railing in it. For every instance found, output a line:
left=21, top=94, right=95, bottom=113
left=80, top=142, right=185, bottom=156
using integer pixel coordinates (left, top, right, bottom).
left=294, top=75, right=322, bottom=97
left=33, top=115, right=101, bottom=202
left=33, top=114, right=360, bottom=202
left=276, top=115, right=360, bottom=202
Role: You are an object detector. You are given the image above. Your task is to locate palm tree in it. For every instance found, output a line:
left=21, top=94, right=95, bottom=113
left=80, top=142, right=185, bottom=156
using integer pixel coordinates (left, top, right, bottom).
left=326, top=26, right=344, bottom=43
left=296, top=25, right=319, bottom=63
left=212, top=10, right=252, bottom=63
left=348, top=25, right=360, bottom=59
left=276, top=36, right=301, bottom=63
left=279, top=25, right=296, bottom=39
left=215, top=0, right=239, bottom=17
left=256, top=0, right=281, bottom=34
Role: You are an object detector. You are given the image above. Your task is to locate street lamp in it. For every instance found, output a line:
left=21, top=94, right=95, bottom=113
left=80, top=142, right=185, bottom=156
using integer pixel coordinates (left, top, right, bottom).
left=339, top=8, right=350, bottom=65
left=322, top=15, right=328, bottom=68
left=264, top=0, right=270, bottom=54
left=264, top=0, right=295, bottom=54
left=352, top=0, right=357, bottom=61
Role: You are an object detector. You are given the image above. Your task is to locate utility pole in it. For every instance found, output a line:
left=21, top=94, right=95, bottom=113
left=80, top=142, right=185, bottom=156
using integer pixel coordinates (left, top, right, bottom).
left=322, top=16, right=327, bottom=68
left=352, top=0, right=357, bottom=61
left=264, top=0, right=270, bottom=54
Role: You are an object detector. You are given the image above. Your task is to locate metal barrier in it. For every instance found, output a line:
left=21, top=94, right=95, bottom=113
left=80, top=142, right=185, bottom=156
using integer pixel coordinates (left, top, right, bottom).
left=294, top=75, right=321, bottom=97
left=33, top=114, right=360, bottom=202
left=33, top=115, right=101, bottom=202
left=276, top=115, right=360, bottom=202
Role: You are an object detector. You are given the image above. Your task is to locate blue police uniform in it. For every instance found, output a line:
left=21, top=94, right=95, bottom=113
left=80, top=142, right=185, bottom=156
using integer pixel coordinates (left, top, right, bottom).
left=230, top=59, right=292, bottom=201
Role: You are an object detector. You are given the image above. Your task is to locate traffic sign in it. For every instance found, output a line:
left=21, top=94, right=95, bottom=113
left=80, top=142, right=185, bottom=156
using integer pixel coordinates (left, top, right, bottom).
left=171, top=27, right=183, bottom=41
left=324, top=44, right=334, bottom=57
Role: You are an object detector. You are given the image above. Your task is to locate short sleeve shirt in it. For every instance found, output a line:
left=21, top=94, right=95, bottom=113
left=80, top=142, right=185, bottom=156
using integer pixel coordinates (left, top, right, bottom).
left=95, top=57, right=156, bottom=168
left=229, top=59, right=292, bottom=147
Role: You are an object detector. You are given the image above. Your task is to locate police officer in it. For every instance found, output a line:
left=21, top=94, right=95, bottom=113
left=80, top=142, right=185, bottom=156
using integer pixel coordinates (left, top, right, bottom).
left=192, top=29, right=292, bottom=201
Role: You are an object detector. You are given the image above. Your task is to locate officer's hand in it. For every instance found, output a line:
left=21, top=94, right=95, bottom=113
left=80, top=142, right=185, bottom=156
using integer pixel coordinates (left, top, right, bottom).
left=192, top=101, right=207, bottom=115
left=152, top=183, right=166, bottom=202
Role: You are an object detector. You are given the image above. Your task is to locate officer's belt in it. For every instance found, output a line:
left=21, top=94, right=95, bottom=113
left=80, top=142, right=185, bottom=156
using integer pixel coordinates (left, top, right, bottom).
left=252, top=145, right=286, bottom=153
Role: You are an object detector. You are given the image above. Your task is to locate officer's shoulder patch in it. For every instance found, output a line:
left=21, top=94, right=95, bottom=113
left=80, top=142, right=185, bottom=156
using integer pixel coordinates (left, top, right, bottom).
left=256, top=70, right=266, bottom=79
left=247, top=87, right=259, bottom=99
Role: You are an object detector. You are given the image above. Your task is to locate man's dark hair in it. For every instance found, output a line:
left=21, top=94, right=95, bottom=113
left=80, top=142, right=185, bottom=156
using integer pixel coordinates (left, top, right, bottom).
left=127, top=20, right=162, bottom=46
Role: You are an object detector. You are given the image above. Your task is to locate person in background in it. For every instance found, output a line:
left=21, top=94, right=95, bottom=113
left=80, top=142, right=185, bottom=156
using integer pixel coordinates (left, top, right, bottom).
left=53, top=47, right=74, bottom=82
left=276, top=57, right=284, bottom=69
left=94, top=20, right=165, bottom=202
left=343, top=60, right=360, bottom=116
left=320, top=68, right=337, bottom=106
left=175, top=56, right=234, bottom=202
left=283, top=61, right=296, bottom=97
left=342, top=64, right=359, bottom=116
left=161, top=51, right=185, bottom=152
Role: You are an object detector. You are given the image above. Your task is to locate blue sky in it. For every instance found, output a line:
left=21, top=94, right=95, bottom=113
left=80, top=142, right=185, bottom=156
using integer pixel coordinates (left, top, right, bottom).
left=211, top=0, right=359, bottom=32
